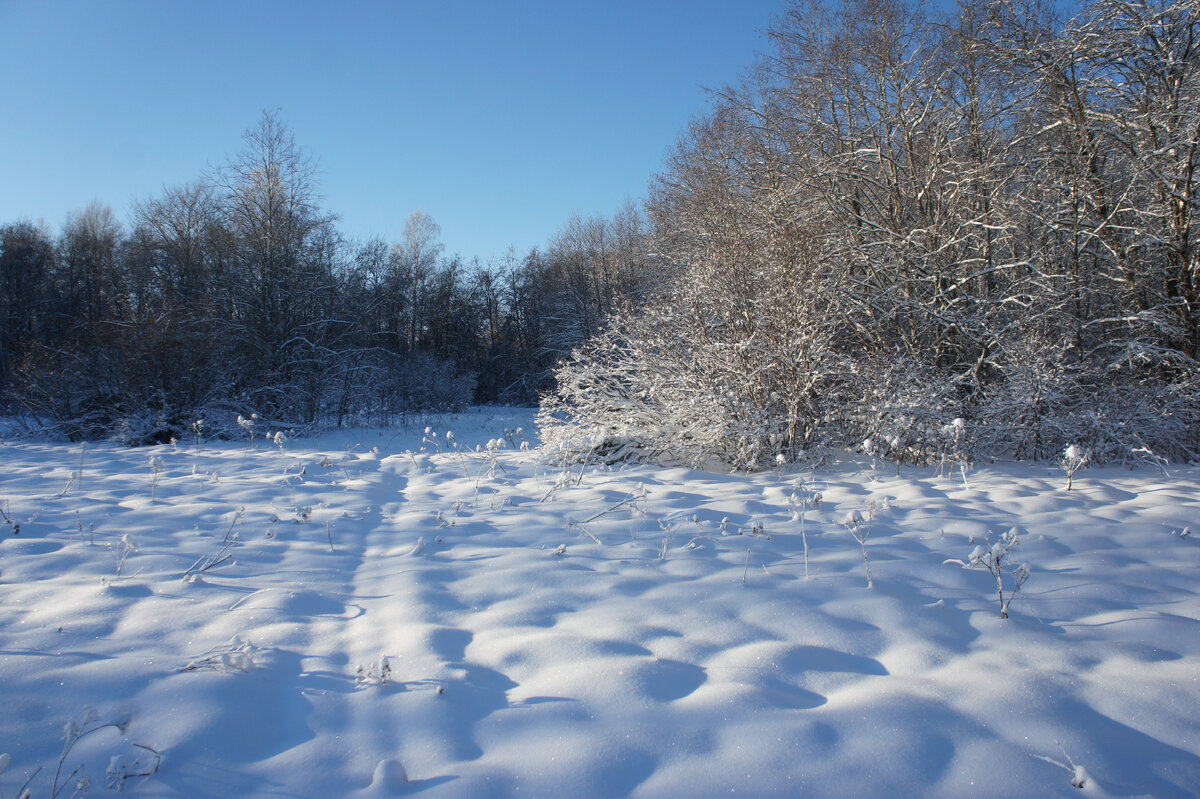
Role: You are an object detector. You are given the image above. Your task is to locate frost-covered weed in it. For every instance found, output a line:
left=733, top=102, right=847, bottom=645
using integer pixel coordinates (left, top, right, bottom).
left=56, top=469, right=80, bottom=498
left=1062, top=445, right=1088, bottom=490
left=180, top=636, right=261, bottom=673
left=862, top=438, right=881, bottom=481
left=183, top=525, right=240, bottom=582
left=503, top=426, right=526, bottom=450
left=844, top=503, right=875, bottom=588
left=938, top=418, right=970, bottom=488
left=789, top=480, right=822, bottom=578
left=482, top=438, right=507, bottom=478
left=1033, top=741, right=1090, bottom=789
left=445, top=430, right=471, bottom=478
left=0, top=500, right=18, bottom=536
left=946, top=527, right=1031, bottom=619
left=237, top=414, right=258, bottom=464
left=355, top=657, right=393, bottom=688
left=149, top=455, right=165, bottom=500
left=76, top=510, right=94, bottom=544
left=5, top=706, right=155, bottom=799
left=76, top=442, right=88, bottom=490
left=115, top=534, right=136, bottom=579
left=105, top=744, right=162, bottom=791
left=236, top=413, right=256, bottom=442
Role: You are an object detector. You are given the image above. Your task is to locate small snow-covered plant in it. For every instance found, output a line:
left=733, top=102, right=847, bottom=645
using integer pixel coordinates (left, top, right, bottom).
left=844, top=504, right=874, bottom=588
left=149, top=455, right=166, bottom=500
left=445, top=430, right=471, bottom=477
left=53, top=442, right=89, bottom=497
left=223, top=507, right=244, bottom=544
left=183, top=520, right=240, bottom=582
left=56, top=469, right=80, bottom=498
left=608, top=485, right=649, bottom=522
left=76, top=441, right=88, bottom=490
left=237, top=413, right=256, bottom=438
left=0, top=752, right=12, bottom=798
left=115, top=534, right=137, bottom=578
left=789, top=480, right=822, bottom=578
left=192, top=418, right=204, bottom=451
left=355, top=656, right=393, bottom=688
left=862, top=437, right=880, bottom=481
left=76, top=510, right=94, bottom=544
left=237, top=414, right=258, bottom=461
left=3, top=708, right=159, bottom=797
left=503, top=426, right=526, bottom=450
left=52, top=706, right=130, bottom=799
left=483, top=437, right=507, bottom=478
left=946, top=527, right=1031, bottom=618
left=106, top=743, right=162, bottom=791
left=0, top=500, right=18, bottom=536
left=1062, top=444, right=1088, bottom=490
left=421, top=427, right=442, bottom=453
left=1033, top=740, right=1089, bottom=789
left=180, top=635, right=262, bottom=673
left=940, top=418, right=970, bottom=487
left=272, top=430, right=287, bottom=457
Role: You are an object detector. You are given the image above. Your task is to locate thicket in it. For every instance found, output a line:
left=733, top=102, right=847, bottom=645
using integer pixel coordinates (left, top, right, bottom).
left=541, top=0, right=1200, bottom=470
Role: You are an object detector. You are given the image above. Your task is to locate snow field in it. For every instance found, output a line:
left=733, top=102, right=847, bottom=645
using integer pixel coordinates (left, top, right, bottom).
left=1, top=408, right=1199, bottom=797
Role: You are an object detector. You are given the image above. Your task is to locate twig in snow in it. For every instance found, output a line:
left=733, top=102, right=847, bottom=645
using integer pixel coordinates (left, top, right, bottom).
left=1, top=500, right=19, bottom=536
left=183, top=534, right=240, bottom=582
left=1031, top=740, right=1089, bottom=789
left=581, top=486, right=648, bottom=523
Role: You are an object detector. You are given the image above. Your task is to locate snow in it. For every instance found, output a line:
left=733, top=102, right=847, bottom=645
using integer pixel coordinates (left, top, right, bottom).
left=1, top=407, right=1199, bottom=797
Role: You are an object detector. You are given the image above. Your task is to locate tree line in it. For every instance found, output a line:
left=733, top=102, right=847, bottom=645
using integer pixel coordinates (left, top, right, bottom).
left=541, top=0, right=1200, bottom=468
left=0, top=112, right=655, bottom=442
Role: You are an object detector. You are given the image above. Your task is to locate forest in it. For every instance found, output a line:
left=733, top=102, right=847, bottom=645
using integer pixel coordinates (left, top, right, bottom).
left=3, top=0, right=1198, bottom=468
left=0, top=109, right=652, bottom=442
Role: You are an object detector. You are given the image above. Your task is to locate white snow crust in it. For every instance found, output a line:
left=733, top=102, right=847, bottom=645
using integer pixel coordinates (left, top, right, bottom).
left=1, top=408, right=1198, bottom=797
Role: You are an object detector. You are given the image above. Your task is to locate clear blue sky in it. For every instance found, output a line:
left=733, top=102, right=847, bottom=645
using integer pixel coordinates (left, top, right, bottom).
left=0, top=0, right=784, bottom=263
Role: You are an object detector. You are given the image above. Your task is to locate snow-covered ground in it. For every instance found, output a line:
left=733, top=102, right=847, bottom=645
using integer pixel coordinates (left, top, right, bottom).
left=1, top=408, right=1198, bottom=798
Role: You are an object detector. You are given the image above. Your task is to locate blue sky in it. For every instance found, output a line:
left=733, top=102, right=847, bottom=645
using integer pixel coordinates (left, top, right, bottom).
left=0, top=0, right=783, bottom=263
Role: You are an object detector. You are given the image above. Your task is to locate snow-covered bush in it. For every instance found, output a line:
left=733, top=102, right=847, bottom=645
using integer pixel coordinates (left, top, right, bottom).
left=368, top=352, right=477, bottom=423
left=539, top=233, right=858, bottom=472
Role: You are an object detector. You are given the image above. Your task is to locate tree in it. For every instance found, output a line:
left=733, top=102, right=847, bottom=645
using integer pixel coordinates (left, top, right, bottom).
left=394, top=210, right=444, bottom=353
left=0, top=222, right=55, bottom=399
left=216, top=110, right=343, bottom=420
